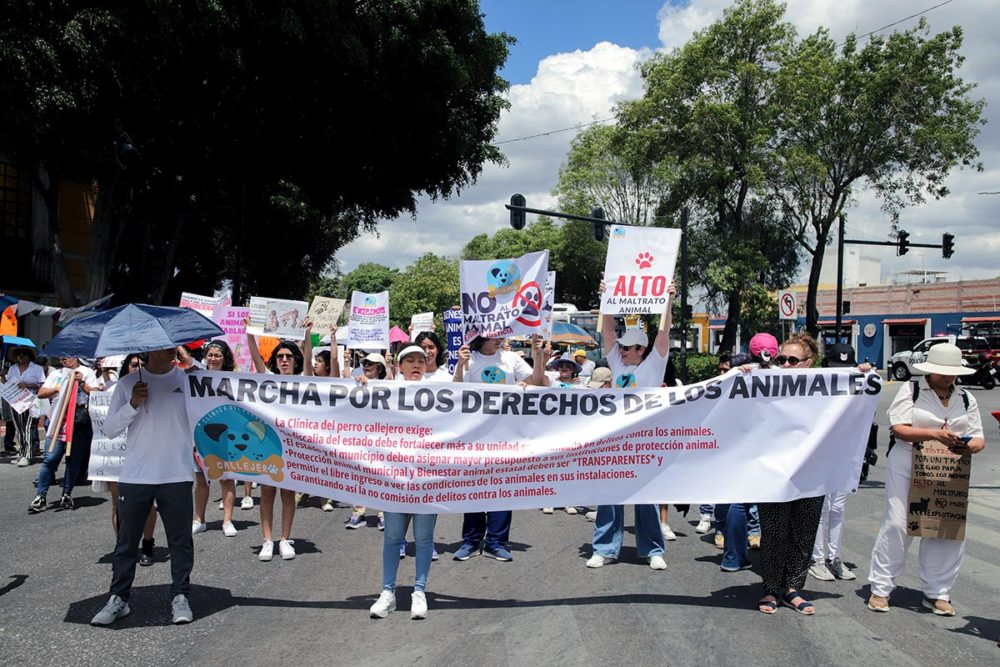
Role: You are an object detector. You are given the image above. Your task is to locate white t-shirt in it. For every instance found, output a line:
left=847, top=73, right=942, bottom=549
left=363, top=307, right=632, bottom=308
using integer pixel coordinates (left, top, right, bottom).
left=5, top=362, right=46, bottom=417
left=41, top=366, right=101, bottom=431
left=103, top=366, right=194, bottom=484
left=578, top=359, right=596, bottom=377
left=888, top=377, right=984, bottom=451
left=464, top=350, right=532, bottom=385
left=424, top=367, right=453, bottom=381
left=607, top=342, right=668, bottom=389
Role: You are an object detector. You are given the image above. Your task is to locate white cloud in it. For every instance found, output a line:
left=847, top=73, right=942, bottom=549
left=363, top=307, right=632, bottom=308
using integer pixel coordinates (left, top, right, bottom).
left=336, top=1, right=998, bottom=288
left=334, top=41, right=645, bottom=272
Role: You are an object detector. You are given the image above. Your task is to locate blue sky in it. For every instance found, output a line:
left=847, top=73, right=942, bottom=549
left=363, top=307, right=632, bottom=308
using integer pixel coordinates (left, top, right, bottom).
left=481, top=0, right=667, bottom=85
left=334, top=0, right=1000, bottom=287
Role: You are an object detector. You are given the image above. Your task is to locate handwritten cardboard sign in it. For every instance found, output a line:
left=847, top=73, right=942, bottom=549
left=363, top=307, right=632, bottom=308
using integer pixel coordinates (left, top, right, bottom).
left=907, top=440, right=970, bottom=541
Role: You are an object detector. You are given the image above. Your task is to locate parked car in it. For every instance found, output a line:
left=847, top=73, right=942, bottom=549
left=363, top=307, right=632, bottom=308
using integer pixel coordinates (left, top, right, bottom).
left=889, top=335, right=991, bottom=381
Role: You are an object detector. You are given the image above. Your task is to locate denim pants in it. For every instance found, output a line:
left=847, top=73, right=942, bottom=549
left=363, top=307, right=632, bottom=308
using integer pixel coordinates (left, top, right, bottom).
left=461, top=511, right=511, bottom=550
left=35, top=418, right=92, bottom=498
left=592, top=504, right=664, bottom=558
left=383, top=512, right=437, bottom=592
left=714, top=503, right=750, bottom=570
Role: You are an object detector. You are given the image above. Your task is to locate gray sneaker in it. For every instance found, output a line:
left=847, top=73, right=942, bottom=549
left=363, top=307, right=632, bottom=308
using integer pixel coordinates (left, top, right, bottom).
left=827, top=557, right=857, bottom=580
left=90, top=595, right=130, bottom=626
left=171, top=594, right=194, bottom=624
left=808, top=559, right=836, bottom=581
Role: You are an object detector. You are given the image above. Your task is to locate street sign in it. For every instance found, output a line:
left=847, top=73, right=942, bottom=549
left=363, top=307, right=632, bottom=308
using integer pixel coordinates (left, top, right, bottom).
left=778, top=290, right=797, bottom=321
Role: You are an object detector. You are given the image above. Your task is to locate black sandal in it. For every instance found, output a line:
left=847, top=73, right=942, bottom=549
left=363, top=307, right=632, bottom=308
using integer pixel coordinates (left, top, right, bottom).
left=781, top=590, right=815, bottom=615
left=758, top=595, right=778, bottom=614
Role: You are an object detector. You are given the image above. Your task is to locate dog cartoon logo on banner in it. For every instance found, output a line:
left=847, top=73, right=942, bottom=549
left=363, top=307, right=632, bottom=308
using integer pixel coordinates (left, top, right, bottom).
left=194, top=405, right=285, bottom=482
left=486, top=260, right=521, bottom=297
left=364, top=295, right=376, bottom=307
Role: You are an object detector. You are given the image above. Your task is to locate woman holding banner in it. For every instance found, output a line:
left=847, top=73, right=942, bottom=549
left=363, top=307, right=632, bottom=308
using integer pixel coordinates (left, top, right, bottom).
left=451, top=335, right=549, bottom=561
left=586, top=282, right=674, bottom=571
left=367, top=344, right=439, bottom=619
left=247, top=331, right=306, bottom=561
left=30, top=357, right=101, bottom=512
left=867, top=343, right=986, bottom=616
left=192, top=341, right=250, bottom=537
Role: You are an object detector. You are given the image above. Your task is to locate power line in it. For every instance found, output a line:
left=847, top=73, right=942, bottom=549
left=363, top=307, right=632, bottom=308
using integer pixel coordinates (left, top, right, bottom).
left=491, top=1, right=958, bottom=148
left=492, top=117, right=615, bottom=146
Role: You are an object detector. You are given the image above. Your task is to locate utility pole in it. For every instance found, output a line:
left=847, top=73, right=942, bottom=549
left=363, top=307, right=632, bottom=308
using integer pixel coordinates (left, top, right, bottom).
left=679, top=207, right=689, bottom=383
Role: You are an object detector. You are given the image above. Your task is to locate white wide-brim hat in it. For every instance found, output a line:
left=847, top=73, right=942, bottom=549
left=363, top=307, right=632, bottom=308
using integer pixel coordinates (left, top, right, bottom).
left=912, top=342, right=975, bottom=376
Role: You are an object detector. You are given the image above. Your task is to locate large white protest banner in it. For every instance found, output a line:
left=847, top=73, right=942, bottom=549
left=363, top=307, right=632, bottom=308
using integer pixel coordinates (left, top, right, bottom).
left=348, top=291, right=390, bottom=350
left=87, top=391, right=129, bottom=481
left=601, top=226, right=681, bottom=315
left=460, top=250, right=549, bottom=341
left=183, top=368, right=881, bottom=513
left=211, top=306, right=252, bottom=372
left=247, top=296, right=309, bottom=338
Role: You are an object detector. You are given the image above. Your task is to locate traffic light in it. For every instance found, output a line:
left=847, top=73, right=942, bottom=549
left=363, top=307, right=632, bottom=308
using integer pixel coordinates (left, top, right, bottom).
left=683, top=304, right=693, bottom=319
left=942, top=232, right=955, bottom=259
left=896, top=229, right=910, bottom=256
left=509, top=193, right=526, bottom=230
left=591, top=207, right=605, bottom=242
left=842, top=300, right=851, bottom=314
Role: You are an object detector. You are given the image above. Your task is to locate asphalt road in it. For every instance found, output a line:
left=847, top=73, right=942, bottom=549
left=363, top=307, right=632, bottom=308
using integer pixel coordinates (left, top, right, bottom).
left=1, top=380, right=999, bottom=666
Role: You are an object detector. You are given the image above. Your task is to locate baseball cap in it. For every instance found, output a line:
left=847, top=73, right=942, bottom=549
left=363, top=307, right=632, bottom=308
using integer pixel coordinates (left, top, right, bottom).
left=587, top=367, right=613, bottom=388
left=617, top=329, right=649, bottom=349
left=396, top=345, right=427, bottom=364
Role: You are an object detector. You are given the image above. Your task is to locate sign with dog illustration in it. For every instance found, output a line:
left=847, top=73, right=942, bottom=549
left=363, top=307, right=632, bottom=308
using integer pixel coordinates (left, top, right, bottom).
left=601, top=226, right=681, bottom=315
left=907, top=440, right=970, bottom=540
left=459, top=250, right=549, bottom=341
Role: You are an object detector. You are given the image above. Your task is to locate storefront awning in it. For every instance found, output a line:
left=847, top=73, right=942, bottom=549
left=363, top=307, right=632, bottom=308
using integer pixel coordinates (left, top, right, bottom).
left=961, top=316, right=1000, bottom=323
left=882, top=318, right=927, bottom=325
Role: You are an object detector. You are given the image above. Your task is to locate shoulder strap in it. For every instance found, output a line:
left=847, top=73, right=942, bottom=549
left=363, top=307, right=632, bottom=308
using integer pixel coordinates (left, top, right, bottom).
left=960, top=389, right=969, bottom=411
left=911, top=379, right=919, bottom=403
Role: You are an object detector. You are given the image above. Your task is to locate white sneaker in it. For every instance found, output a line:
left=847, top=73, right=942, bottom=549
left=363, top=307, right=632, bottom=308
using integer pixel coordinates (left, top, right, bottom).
left=695, top=513, right=712, bottom=534
left=564, top=506, right=578, bottom=515
left=279, top=539, right=296, bottom=560
left=808, top=560, right=836, bottom=581
left=648, top=555, right=667, bottom=570
left=586, top=554, right=615, bottom=568
left=410, top=591, right=428, bottom=620
left=240, top=496, right=254, bottom=510
left=321, top=500, right=334, bottom=512
left=222, top=521, right=237, bottom=537
left=17, top=456, right=30, bottom=467
left=369, top=590, right=396, bottom=618
left=660, top=523, right=677, bottom=541
left=191, top=521, right=207, bottom=535
left=541, top=507, right=554, bottom=514
left=584, top=510, right=597, bottom=522
left=259, top=540, right=274, bottom=561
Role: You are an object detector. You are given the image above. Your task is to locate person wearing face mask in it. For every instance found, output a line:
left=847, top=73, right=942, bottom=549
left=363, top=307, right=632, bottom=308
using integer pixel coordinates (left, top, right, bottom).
left=586, top=282, right=675, bottom=571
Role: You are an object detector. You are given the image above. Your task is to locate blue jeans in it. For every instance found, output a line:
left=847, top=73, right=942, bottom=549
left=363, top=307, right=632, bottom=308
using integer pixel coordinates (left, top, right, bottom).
left=461, top=511, right=511, bottom=550
left=383, top=512, right=437, bottom=592
left=592, top=504, right=664, bottom=558
left=699, top=503, right=714, bottom=516
left=35, top=418, right=92, bottom=498
left=714, top=503, right=750, bottom=570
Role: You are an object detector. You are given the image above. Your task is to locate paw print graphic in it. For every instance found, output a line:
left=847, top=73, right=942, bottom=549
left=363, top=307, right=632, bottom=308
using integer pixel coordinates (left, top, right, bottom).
left=635, top=252, right=654, bottom=269
left=908, top=521, right=920, bottom=531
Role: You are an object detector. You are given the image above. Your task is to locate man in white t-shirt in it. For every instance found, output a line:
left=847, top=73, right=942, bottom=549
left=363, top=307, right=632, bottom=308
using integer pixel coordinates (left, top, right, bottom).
left=90, top=347, right=195, bottom=626
left=30, top=357, right=101, bottom=512
left=587, top=283, right=675, bottom=571
left=573, top=349, right=596, bottom=380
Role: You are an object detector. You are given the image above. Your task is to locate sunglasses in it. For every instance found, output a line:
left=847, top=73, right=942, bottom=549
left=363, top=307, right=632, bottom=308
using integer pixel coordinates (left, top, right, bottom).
left=129, top=361, right=142, bottom=368
left=275, top=353, right=295, bottom=360
left=620, top=345, right=641, bottom=352
left=775, top=355, right=810, bottom=366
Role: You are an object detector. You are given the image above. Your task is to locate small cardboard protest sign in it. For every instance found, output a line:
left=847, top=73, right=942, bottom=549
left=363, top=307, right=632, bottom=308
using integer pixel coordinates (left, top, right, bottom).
left=1, top=378, right=35, bottom=414
left=308, top=296, right=346, bottom=332
left=410, top=312, right=434, bottom=335
left=247, top=296, right=309, bottom=339
left=87, top=391, right=129, bottom=482
left=600, top=226, right=680, bottom=315
left=907, top=440, right=970, bottom=541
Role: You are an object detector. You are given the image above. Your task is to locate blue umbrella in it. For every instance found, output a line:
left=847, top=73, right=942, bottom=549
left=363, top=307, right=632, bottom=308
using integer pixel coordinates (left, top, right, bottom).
left=43, top=303, right=224, bottom=358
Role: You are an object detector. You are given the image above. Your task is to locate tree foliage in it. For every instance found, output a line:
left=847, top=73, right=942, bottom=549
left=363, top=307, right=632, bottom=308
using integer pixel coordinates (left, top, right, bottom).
left=0, top=1, right=512, bottom=305
left=341, top=262, right=399, bottom=298
left=388, top=253, right=461, bottom=330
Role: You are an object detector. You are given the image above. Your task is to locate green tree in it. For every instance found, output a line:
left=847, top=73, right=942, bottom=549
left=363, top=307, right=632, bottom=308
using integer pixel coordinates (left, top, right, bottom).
left=619, top=0, right=798, bottom=351
left=0, top=1, right=511, bottom=305
left=341, top=263, right=398, bottom=297
left=389, top=254, right=461, bottom=330
left=769, top=21, right=985, bottom=334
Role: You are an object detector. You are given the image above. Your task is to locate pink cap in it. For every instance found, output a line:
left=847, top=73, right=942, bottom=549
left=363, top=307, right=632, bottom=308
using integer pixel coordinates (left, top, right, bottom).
left=749, top=333, right=779, bottom=359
